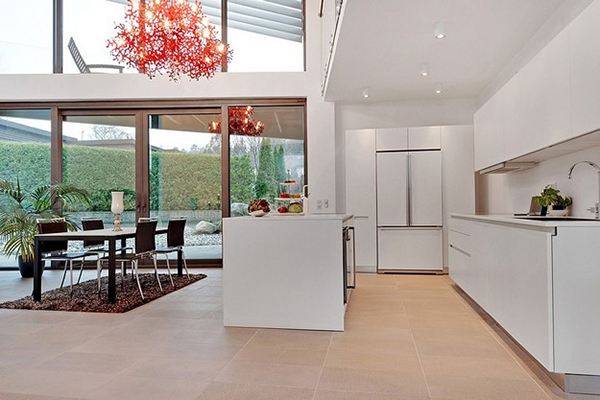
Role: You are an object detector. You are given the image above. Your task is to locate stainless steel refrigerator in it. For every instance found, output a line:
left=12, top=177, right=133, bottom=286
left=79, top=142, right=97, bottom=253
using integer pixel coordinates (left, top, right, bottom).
left=376, top=150, right=443, bottom=271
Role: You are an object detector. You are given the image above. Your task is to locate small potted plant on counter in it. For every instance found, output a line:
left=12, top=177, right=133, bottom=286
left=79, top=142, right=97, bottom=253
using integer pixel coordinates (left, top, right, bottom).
left=533, top=185, right=572, bottom=216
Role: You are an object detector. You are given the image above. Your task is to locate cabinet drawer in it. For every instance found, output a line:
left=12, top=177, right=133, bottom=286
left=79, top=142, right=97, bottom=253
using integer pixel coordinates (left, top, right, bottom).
left=449, top=217, right=472, bottom=235
left=378, top=228, right=442, bottom=271
left=449, top=229, right=471, bottom=255
left=449, top=245, right=470, bottom=290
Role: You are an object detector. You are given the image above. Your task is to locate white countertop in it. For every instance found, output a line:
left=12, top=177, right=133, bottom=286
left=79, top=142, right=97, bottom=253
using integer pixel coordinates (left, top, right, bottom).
left=451, top=213, right=600, bottom=228
left=229, top=213, right=354, bottom=222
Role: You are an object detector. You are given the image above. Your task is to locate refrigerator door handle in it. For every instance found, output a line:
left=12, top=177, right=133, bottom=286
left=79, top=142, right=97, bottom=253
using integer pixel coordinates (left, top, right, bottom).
left=407, top=153, right=412, bottom=226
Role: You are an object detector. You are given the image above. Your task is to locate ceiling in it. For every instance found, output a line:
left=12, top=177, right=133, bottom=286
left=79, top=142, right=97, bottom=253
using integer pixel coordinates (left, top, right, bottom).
left=324, top=0, right=565, bottom=103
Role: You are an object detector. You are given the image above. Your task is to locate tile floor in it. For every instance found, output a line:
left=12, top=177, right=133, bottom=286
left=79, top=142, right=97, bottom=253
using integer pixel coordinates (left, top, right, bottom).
left=0, top=270, right=597, bottom=400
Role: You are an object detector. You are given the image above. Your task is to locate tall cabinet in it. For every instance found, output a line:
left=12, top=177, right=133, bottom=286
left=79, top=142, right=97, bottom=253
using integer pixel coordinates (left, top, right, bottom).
left=345, top=125, right=474, bottom=273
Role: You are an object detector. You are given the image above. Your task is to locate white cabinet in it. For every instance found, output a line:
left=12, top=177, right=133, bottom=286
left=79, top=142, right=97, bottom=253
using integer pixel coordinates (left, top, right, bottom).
left=345, top=129, right=377, bottom=271
left=449, top=216, right=555, bottom=371
left=474, top=92, right=506, bottom=171
left=410, top=151, right=442, bottom=226
left=570, top=0, right=600, bottom=137
left=378, top=228, right=442, bottom=271
left=376, top=152, right=409, bottom=226
left=376, top=128, right=408, bottom=151
left=408, top=126, right=441, bottom=150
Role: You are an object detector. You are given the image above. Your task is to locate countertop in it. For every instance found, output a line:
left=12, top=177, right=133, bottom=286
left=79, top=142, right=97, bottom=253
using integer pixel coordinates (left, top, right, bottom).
left=227, top=213, right=354, bottom=222
left=451, top=213, right=600, bottom=228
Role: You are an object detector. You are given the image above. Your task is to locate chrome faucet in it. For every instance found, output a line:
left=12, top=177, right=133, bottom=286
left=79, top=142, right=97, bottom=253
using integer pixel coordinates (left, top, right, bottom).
left=567, top=161, right=600, bottom=219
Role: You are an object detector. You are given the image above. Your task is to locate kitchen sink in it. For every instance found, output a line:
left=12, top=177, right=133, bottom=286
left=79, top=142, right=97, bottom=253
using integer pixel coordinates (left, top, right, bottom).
left=514, top=216, right=600, bottom=221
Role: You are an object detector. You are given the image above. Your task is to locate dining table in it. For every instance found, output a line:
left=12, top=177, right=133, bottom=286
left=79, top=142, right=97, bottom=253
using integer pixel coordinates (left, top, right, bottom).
left=33, top=226, right=183, bottom=303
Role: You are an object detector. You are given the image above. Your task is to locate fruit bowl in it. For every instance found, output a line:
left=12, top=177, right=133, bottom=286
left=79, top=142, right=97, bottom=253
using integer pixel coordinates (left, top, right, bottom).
left=250, top=210, right=269, bottom=217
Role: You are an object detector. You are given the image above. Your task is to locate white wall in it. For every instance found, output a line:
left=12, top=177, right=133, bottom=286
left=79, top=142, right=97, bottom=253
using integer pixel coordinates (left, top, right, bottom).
left=0, top=0, right=337, bottom=214
left=335, top=98, right=477, bottom=213
left=478, top=145, right=600, bottom=218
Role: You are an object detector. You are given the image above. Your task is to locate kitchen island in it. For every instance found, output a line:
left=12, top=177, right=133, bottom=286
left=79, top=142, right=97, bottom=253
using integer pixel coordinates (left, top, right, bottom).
left=223, top=213, right=353, bottom=331
left=449, top=214, right=600, bottom=395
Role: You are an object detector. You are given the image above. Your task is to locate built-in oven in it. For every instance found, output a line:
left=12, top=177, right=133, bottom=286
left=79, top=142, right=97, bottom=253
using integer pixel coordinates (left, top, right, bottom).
left=342, top=225, right=356, bottom=304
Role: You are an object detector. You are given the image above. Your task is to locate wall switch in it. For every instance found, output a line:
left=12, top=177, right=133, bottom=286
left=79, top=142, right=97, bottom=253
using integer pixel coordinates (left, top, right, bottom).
left=316, top=200, right=323, bottom=210
left=324, top=199, right=329, bottom=209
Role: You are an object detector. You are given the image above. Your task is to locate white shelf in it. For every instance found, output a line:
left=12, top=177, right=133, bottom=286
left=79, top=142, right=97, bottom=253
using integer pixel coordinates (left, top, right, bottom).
left=275, top=197, right=305, bottom=201
left=279, top=182, right=298, bottom=186
left=273, top=212, right=306, bottom=216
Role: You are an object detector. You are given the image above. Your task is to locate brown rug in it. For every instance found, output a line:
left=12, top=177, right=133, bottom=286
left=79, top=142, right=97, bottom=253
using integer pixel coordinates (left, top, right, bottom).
left=0, top=273, right=207, bottom=313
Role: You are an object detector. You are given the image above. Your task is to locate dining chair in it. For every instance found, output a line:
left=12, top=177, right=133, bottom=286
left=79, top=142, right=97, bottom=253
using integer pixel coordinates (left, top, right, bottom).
left=153, top=217, right=189, bottom=285
left=80, top=218, right=131, bottom=286
left=97, top=219, right=160, bottom=299
left=36, top=218, right=92, bottom=296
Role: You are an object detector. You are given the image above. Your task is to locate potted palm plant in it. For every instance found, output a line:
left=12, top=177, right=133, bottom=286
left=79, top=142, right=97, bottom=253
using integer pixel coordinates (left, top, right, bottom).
left=0, top=179, right=90, bottom=278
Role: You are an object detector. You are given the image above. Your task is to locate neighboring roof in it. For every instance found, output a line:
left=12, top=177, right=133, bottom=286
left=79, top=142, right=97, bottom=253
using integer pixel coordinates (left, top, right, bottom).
left=0, top=118, right=77, bottom=143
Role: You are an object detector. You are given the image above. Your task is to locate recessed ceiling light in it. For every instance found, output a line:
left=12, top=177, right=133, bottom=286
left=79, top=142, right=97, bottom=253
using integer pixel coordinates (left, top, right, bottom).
left=434, top=82, right=443, bottom=94
left=434, top=22, right=446, bottom=39
left=420, top=63, right=429, bottom=77
left=362, top=87, right=370, bottom=98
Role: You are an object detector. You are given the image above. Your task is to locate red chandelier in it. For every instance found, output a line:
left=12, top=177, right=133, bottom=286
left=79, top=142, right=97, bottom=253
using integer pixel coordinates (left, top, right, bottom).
left=209, top=106, right=265, bottom=137
left=108, top=0, right=232, bottom=80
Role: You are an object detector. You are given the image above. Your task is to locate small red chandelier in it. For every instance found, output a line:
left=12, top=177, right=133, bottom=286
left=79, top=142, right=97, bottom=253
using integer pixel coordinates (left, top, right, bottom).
left=209, top=106, right=265, bottom=137
left=108, top=0, right=232, bottom=80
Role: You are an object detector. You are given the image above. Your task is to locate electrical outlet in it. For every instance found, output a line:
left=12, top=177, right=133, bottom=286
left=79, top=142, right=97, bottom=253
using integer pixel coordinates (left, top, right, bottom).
left=316, top=199, right=323, bottom=210
left=324, top=199, right=329, bottom=209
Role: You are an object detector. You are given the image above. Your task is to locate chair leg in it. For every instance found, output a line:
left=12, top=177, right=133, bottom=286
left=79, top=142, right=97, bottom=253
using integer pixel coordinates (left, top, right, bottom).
left=134, top=260, right=144, bottom=300
left=97, top=260, right=102, bottom=297
left=77, top=257, right=86, bottom=284
left=153, top=254, right=163, bottom=291
left=182, top=249, right=190, bottom=281
left=69, top=260, right=74, bottom=297
left=60, top=261, right=68, bottom=288
left=121, top=261, right=125, bottom=289
left=164, top=254, right=174, bottom=287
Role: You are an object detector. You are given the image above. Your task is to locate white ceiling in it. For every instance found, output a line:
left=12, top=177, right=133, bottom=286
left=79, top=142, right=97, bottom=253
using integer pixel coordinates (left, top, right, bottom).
left=324, top=0, right=565, bottom=103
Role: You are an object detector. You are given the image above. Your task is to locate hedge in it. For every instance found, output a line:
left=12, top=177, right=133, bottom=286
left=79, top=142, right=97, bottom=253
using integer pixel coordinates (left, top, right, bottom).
left=0, top=141, right=254, bottom=211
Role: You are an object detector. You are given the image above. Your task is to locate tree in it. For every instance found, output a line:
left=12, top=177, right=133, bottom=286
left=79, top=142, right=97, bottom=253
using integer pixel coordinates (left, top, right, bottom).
left=274, top=145, right=286, bottom=185
left=255, top=138, right=276, bottom=199
left=90, top=125, right=133, bottom=140
left=230, top=155, right=255, bottom=203
left=199, top=135, right=221, bottom=154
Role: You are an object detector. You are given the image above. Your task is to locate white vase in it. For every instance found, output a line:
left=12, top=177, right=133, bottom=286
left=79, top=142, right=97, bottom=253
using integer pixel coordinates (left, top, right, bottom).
left=549, top=206, right=569, bottom=217
left=111, top=192, right=124, bottom=214
left=111, top=192, right=125, bottom=231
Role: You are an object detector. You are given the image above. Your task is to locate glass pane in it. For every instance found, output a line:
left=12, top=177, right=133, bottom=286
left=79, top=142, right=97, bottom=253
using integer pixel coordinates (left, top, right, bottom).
left=63, top=0, right=133, bottom=74
left=227, top=0, right=304, bottom=72
left=229, top=105, right=305, bottom=216
left=62, top=115, right=137, bottom=231
left=149, top=112, right=222, bottom=260
left=0, top=0, right=52, bottom=73
left=0, top=109, right=51, bottom=268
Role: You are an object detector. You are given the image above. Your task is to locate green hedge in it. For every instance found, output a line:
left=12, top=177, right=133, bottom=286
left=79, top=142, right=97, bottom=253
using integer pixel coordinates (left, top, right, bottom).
left=0, top=141, right=253, bottom=211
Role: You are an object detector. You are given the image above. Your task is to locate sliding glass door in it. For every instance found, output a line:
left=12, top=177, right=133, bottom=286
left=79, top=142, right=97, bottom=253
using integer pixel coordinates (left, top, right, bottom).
left=147, top=111, right=223, bottom=260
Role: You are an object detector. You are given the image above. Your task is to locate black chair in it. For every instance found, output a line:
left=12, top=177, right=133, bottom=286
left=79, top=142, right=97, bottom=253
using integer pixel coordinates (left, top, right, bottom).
left=81, top=218, right=131, bottom=287
left=97, top=220, right=160, bottom=299
left=37, top=218, right=92, bottom=296
left=154, top=218, right=190, bottom=285
left=68, top=37, right=124, bottom=74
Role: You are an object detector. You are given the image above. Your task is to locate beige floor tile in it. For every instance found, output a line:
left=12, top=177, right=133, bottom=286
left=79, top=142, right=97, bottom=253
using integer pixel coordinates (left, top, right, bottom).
left=420, top=354, right=532, bottom=380
left=233, top=343, right=327, bottom=366
left=317, top=367, right=429, bottom=396
left=329, top=335, right=418, bottom=356
left=0, top=393, right=76, bottom=400
left=34, top=351, right=139, bottom=375
left=173, top=327, right=257, bottom=346
left=324, top=348, right=422, bottom=372
left=355, top=274, right=398, bottom=286
left=214, top=362, right=322, bottom=389
left=426, top=374, right=551, bottom=400
left=198, top=381, right=315, bottom=400
left=344, top=313, right=411, bottom=329
left=314, top=389, right=429, bottom=400
left=0, top=368, right=109, bottom=399
left=88, top=375, right=208, bottom=400
left=414, top=332, right=508, bottom=359
left=122, top=356, right=226, bottom=381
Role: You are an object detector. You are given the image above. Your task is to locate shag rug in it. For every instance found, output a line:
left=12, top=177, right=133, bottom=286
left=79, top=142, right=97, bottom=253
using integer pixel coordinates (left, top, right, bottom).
left=0, top=273, right=207, bottom=313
